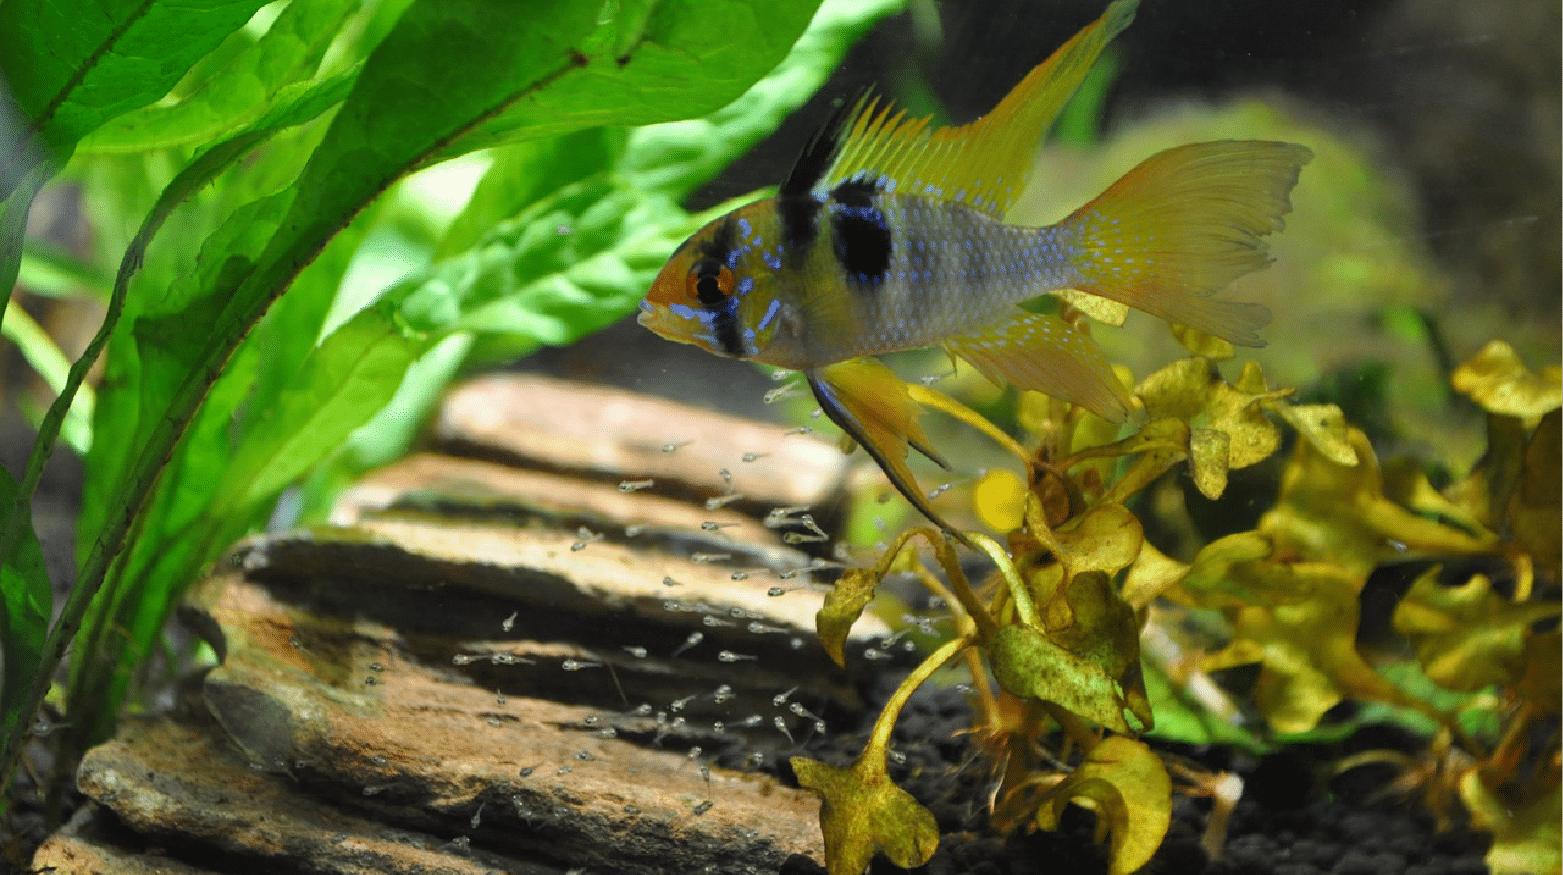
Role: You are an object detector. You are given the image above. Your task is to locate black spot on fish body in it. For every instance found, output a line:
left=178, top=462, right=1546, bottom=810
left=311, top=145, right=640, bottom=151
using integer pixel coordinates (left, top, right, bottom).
left=831, top=178, right=877, bottom=210
left=829, top=178, right=892, bottom=283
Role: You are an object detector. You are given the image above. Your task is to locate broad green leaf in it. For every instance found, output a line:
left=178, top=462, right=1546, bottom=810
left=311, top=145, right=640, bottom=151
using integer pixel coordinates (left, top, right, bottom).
left=1140, top=650, right=1264, bottom=752
left=1035, top=736, right=1171, bottom=875
left=60, top=0, right=894, bottom=764
left=435, top=129, right=617, bottom=259
left=225, top=307, right=419, bottom=510
left=792, top=755, right=939, bottom=875
left=0, top=0, right=269, bottom=159
left=77, top=0, right=363, bottom=154
left=18, top=242, right=110, bottom=300
left=431, top=0, right=820, bottom=160
left=0, top=469, right=51, bottom=745
left=0, top=305, right=94, bottom=453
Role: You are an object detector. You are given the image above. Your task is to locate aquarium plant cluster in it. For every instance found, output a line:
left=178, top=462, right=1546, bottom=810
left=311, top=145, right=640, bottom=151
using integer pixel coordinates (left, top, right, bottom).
left=798, top=332, right=1559, bottom=875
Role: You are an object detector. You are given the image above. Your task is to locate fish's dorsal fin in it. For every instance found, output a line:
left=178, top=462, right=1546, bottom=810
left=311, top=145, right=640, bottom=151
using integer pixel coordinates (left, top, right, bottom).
left=788, top=0, right=1138, bottom=218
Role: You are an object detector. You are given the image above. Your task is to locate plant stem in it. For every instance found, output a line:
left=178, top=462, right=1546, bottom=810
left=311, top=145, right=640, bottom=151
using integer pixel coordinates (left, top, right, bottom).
left=909, top=384, right=1032, bottom=467
left=965, top=532, right=1040, bottom=630
left=865, top=634, right=973, bottom=759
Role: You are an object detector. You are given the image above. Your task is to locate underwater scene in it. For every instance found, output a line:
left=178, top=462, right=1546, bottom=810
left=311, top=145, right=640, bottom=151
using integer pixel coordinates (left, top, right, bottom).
left=0, top=1, right=1557, bottom=873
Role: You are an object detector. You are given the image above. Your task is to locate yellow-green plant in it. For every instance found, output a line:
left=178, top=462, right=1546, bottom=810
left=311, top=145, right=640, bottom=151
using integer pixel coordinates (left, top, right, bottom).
left=795, top=325, right=1560, bottom=875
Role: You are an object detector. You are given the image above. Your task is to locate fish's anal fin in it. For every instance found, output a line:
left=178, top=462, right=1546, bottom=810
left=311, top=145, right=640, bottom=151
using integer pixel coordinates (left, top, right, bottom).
left=813, top=0, right=1138, bottom=218
left=1061, top=139, right=1314, bottom=346
left=806, top=360, right=963, bottom=538
left=945, top=313, right=1131, bottom=423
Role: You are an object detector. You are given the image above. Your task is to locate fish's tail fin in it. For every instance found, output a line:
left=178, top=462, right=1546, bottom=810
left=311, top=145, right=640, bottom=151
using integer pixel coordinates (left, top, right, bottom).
left=1057, top=140, right=1312, bottom=346
left=806, top=361, right=968, bottom=541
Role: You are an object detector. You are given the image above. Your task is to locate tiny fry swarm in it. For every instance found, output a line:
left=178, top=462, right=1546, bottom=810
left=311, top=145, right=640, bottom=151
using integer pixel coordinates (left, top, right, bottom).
left=639, top=0, right=1310, bottom=536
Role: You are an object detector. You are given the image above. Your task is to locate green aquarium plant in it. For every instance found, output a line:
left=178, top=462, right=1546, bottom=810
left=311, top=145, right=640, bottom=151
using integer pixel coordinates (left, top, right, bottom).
left=0, top=0, right=902, bottom=816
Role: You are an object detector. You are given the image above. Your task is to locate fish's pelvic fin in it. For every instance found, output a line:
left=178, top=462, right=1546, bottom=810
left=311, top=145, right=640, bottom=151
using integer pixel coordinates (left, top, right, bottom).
left=806, top=360, right=960, bottom=536
left=945, top=314, right=1131, bottom=422
left=801, top=0, right=1138, bottom=218
left=1060, top=140, right=1313, bottom=347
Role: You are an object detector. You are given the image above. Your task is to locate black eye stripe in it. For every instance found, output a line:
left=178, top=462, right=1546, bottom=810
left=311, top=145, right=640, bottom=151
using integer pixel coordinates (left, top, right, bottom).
left=711, top=295, right=744, bottom=357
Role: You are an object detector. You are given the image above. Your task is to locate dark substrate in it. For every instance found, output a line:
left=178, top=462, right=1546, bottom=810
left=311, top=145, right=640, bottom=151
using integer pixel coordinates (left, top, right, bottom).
left=757, top=680, right=1492, bottom=875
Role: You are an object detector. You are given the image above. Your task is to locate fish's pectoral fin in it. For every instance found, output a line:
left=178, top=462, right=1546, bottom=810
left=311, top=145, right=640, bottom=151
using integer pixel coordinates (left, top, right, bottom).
left=807, top=360, right=961, bottom=536
left=945, top=313, right=1132, bottom=423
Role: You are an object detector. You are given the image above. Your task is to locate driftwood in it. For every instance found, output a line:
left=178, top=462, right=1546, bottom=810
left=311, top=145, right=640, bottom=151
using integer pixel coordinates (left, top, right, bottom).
left=36, top=375, right=884, bottom=874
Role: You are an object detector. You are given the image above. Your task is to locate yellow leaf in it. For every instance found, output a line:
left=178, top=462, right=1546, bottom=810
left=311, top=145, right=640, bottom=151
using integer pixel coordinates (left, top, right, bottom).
left=793, top=755, right=940, bottom=875
left=1169, top=531, right=1317, bottom=608
left=973, top=468, right=1027, bottom=533
left=1263, top=426, right=1493, bottom=576
left=1058, top=288, right=1129, bottom=326
left=1202, top=562, right=1417, bottom=734
left=1272, top=403, right=1357, bottom=466
left=1393, top=569, right=1563, bottom=692
left=1035, top=736, right=1172, bottom=875
left=1055, top=502, right=1144, bottom=578
left=1206, top=362, right=1288, bottom=468
left=816, top=569, right=879, bottom=668
left=1460, top=771, right=1562, bottom=875
left=1120, top=539, right=1188, bottom=611
left=1443, top=413, right=1529, bottom=532
left=1096, top=418, right=1190, bottom=505
left=1509, top=409, right=1561, bottom=579
left=1451, top=339, right=1563, bottom=419
left=1137, top=357, right=1219, bottom=423
left=1516, top=627, right=1562, bottom=716
left=1169, top=323, right=1235, bottom=360
left=1130, top=357, right=1290, bottom=499
left=1189, top=427, right=1230, bottom=499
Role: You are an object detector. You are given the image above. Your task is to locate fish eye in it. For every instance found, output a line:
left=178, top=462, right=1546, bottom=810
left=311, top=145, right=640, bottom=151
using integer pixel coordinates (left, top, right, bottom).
left=686, top=261, right=736, bottom=307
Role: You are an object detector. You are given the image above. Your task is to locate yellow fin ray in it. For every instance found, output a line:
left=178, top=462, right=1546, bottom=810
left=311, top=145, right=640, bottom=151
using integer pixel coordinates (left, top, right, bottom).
left=823, top=0, right=1139, bottom=217
left=806, top=360, right=959, bottom=535
left=1060, top=139, right=1313, bottom=346
left=945, top=314, right=1131, bottom=422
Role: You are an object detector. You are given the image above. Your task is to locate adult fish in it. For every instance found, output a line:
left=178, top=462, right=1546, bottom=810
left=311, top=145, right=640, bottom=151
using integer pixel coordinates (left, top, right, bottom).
left=639, top=0, right=1311, bottom=533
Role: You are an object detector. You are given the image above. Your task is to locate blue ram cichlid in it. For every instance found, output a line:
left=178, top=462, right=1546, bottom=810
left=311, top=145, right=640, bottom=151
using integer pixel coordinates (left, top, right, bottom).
left=639, top=0, right=1311, bottom=535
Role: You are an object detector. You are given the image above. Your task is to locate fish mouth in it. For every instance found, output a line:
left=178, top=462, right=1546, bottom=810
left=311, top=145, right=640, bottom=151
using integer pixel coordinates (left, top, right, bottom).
left=636, top=304, right=674, bottom=340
